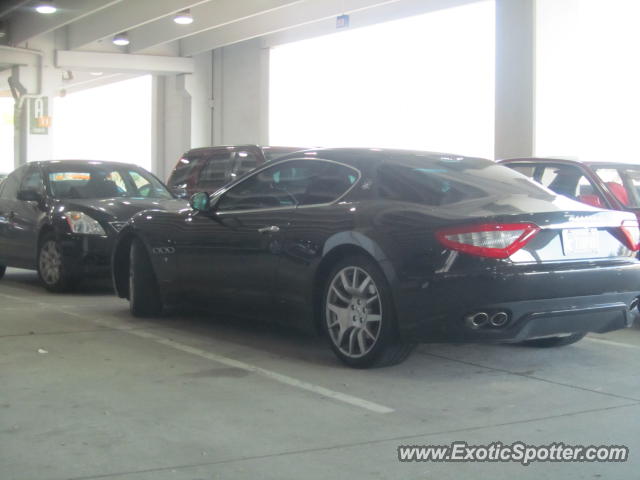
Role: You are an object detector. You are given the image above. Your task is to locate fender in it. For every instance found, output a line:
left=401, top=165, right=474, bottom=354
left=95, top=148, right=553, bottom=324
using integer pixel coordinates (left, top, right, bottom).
left=321, top=230, right=397, bottom=285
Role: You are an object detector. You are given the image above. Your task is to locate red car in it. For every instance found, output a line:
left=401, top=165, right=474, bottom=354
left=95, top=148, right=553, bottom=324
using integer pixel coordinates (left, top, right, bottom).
left=500, top=158, right=640, bottom=218
left=167, top=145, right=304, bottom=198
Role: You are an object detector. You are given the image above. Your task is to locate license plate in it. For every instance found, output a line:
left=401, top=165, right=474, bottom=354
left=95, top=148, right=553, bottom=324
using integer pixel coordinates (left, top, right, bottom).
left=561, top=228, right=599, bottom=255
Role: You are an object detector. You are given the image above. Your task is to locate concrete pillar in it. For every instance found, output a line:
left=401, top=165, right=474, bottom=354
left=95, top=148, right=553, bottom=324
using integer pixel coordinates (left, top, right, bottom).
left=5, top=32, right=63, bottom=167
left=185, top=52, right=213, bottom=150
left=494, top=0, right=535, bottom=159
left=212, top=38, right=269, bottom=146
left=151, top=74, right=191, bottom=180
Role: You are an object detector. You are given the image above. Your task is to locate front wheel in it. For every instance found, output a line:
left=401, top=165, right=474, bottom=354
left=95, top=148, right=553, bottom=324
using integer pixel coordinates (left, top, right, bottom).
left=129, top=238, right=162, bottom=317
left=520, top=333, right=586, bottom=348
left=322, top=255, right=415, bottom=368
left=38, top=233, right=74, bottom=292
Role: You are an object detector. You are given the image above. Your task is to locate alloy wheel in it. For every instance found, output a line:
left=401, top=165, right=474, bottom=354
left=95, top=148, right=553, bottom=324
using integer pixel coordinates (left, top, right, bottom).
left=39, top=240, right=62, bottom=285
left=326, top=266, right=382, bottom=359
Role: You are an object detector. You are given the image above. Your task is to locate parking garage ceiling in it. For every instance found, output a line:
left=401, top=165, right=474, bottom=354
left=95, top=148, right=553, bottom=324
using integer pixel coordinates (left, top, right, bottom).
left=0, top=0, right=416, bottom=56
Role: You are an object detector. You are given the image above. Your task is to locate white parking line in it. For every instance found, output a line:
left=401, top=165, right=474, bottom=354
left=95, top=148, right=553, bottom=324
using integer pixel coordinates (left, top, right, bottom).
left=585, top=336, right=640, bottom=350
left=0, top=292, right=394, bottom=414
left=120, top=326, right=395, bottom=414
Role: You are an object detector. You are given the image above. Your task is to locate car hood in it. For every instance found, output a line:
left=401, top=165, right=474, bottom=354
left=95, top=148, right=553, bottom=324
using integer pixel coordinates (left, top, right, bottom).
left=59, top=197, right=189, bottom=222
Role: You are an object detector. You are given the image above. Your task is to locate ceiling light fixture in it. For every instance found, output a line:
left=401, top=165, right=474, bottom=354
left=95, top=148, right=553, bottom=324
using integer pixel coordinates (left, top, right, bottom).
left=112, top=32, right=130, bottom=46
left=35, top=1, right=57, bottom=14
left=173, top=10, right=194, bottom=25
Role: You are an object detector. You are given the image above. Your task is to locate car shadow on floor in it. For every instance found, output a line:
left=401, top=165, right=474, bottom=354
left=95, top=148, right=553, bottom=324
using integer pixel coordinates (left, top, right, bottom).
left=2, top=268, right=115, bottom=296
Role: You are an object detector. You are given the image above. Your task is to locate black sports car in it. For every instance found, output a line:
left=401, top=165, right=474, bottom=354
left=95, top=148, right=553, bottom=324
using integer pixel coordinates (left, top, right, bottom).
left=0, top=160, right=187, bottom=291
left=112, top=148, right=640, bottom=367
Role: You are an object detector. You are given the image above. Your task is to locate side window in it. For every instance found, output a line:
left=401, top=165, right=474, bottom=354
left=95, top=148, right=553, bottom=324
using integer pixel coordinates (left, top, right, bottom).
left=196, top=153, right=233, bottom=190
left=217, top=160, right=359, bottom=212
left=217, top=161, right=309, bottom=212
left=298, top=162, right=359, bottom=206
left=20, top=167, right=45, bottom=194
left=539, top=165, right=605, bottom=207
left=169, top=156, right=202, bottom=187
left=231, top=151, right=261, bottom=179
left=0, top=167, right=26, bottom=200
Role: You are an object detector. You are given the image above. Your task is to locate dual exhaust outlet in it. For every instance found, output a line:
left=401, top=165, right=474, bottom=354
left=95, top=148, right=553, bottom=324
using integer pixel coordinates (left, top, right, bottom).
left=465, top=311, right=510, bottom=329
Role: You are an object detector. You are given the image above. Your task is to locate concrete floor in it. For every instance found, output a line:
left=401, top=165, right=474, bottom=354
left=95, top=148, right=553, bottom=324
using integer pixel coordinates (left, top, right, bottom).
left=1, top=268, right=639, bottom=480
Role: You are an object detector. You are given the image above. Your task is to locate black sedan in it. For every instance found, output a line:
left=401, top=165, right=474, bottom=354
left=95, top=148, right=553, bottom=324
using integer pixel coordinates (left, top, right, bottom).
left=0, top=160, right=187, bottom=291
left=112, top=149, right=640, bottom=367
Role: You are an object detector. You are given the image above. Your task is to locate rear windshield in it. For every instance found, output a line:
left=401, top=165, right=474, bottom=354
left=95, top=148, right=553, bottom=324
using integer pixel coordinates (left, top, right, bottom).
left=261, top=147, right=304, bottom=162
left=377, top=156, right=553, bottom=206
left=46, top=165, right=173, bottom=200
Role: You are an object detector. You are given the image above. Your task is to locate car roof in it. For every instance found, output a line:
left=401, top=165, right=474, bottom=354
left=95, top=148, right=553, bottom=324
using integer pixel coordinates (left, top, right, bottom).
left=31, top=159, right=140, bottom=169
left=294, top=147, right=484, bottom=161
left=183, top=145, right=303, bottom=155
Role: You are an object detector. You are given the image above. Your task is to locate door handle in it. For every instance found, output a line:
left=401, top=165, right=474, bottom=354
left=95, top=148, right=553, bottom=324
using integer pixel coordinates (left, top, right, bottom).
left=258, top=225, right=280, bottom=234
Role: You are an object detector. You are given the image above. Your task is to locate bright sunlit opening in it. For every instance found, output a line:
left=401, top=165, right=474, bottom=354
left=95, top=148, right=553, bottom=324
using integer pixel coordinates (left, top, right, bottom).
left=0, top=97, right=14, bottom=173
left=536, top=0, right=640, bottom=162
left=270, top=1, right=495, bottom=158
left=53, top=76, right=152, bottom=169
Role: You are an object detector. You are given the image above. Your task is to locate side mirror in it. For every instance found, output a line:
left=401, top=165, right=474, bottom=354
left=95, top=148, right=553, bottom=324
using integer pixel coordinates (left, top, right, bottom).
left=18, top=189, right=43, bottom=202
left=189, top=192, right=212, bottom=212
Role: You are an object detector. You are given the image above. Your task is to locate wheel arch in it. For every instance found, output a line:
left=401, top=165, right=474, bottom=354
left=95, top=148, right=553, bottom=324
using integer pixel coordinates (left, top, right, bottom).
left=312, top=233, right=397, bottom=333
left=36, top=224, right=57, bottom=261
left=112, top=228, right=137, bottom=299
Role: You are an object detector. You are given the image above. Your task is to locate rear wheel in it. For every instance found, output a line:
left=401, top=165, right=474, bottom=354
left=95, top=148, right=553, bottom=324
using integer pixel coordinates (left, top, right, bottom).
left=37, top=233, right=75, bottom=292
left=520, top=332, right=586, bottom=348
left=322, top=255, right=415, bottom=368
left=129, top=238, right=162, bottom=317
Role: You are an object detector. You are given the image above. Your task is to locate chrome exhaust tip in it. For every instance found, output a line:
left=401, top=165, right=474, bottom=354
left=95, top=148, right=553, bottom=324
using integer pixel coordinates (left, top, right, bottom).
left=465, top=312, right=489, bottom=329
left=489, top=311, right=509, bottom=327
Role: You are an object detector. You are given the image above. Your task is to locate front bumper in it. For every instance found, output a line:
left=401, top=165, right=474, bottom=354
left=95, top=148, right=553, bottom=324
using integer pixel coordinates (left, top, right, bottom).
left=59, top=233, right=114, bottom=277
left=396, top=261, right=640, bottom=343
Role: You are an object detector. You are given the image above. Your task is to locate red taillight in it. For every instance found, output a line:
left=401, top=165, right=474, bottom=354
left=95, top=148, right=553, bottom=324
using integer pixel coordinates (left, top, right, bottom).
left=619, top=220, right=640, bottom=251
left=436, top=223, right=541, bottom=259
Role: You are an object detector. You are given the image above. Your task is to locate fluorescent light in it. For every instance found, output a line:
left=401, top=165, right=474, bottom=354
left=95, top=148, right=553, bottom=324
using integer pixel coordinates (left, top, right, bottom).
left=112, top=32, right=130, bottom=46
left=89, top=72, right=103, bottom=76
left=173, top=10, right=193, bottom=25
left=35, top=1, right=57, bottom=14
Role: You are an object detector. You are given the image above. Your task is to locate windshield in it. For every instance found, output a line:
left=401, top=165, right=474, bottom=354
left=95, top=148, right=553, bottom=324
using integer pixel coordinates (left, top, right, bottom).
left=594, top=166, right=640, bottom=208
left=46, top=165, right=173, bottom=200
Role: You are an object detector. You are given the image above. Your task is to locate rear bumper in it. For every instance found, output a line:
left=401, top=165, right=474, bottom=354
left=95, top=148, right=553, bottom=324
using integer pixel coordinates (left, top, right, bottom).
left=396, top=261, right=640, bottom=343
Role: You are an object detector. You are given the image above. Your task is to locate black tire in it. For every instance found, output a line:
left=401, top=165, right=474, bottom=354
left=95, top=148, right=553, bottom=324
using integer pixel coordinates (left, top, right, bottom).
left=37, top=233, right=75, bottom=292
left=520, top=332, right=586, bottom=348
left=322, top=254, right=415, bottom=368
left=0, top=265, right=6, bottom=280
left=129, top=238, right=162, bottom=317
